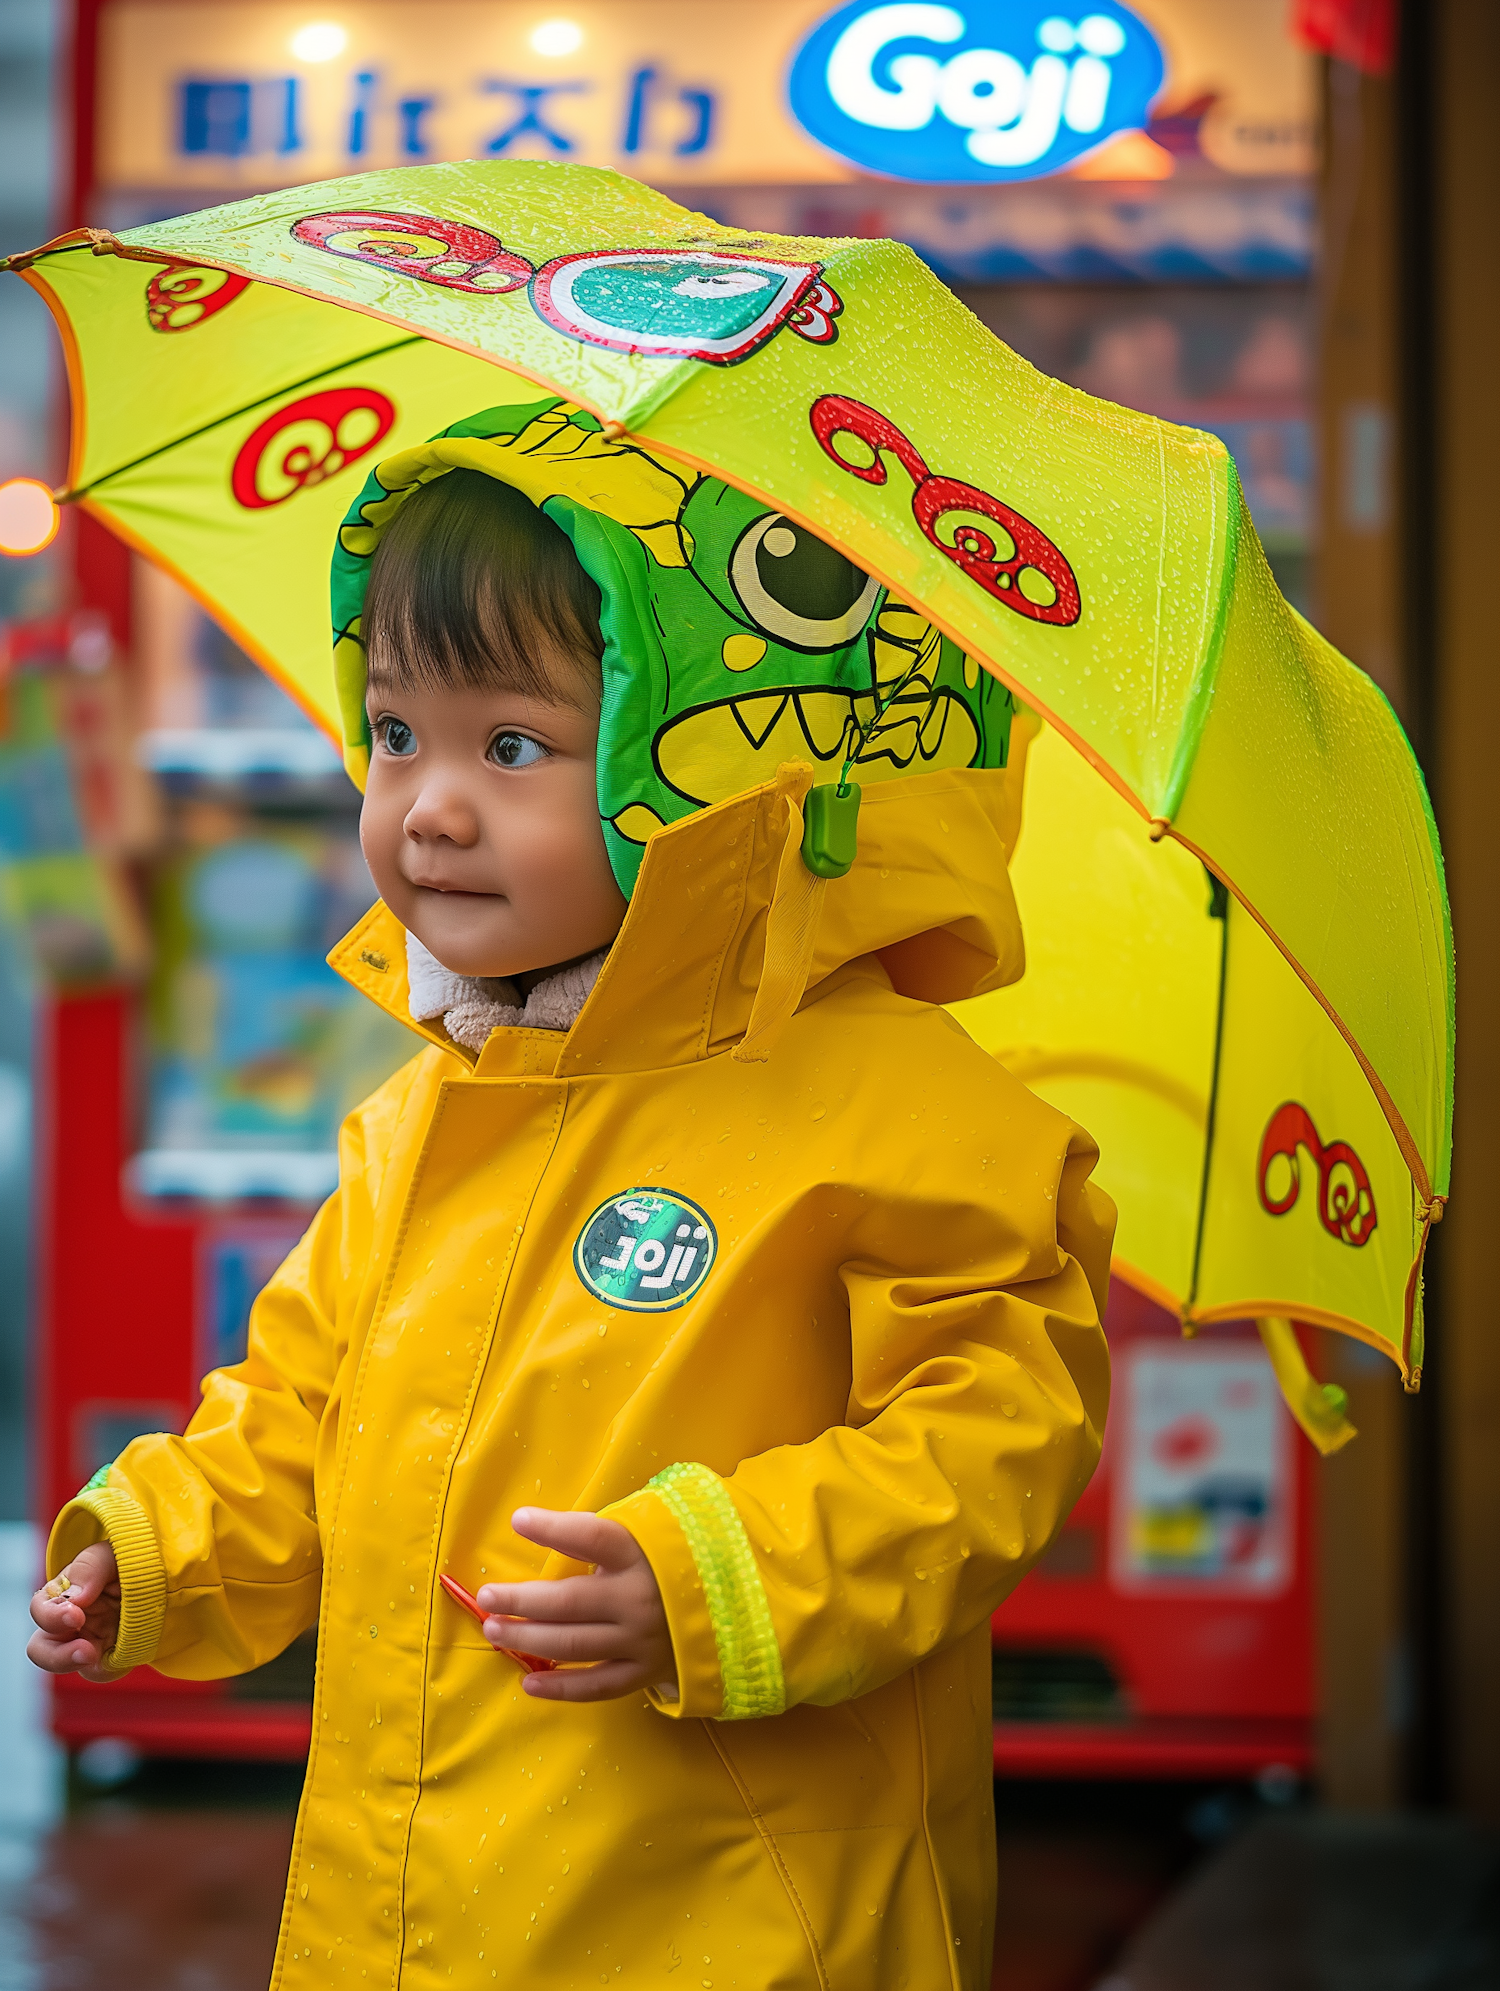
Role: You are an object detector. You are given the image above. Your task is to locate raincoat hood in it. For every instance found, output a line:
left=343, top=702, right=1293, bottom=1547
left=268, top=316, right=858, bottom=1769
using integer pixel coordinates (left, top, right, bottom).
left=330, top=399, right=1017, bottom=900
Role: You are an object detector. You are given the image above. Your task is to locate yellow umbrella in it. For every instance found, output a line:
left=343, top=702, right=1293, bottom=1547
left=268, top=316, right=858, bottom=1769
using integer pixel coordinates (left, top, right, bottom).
left=4, top=162, right=1451, bottom=1438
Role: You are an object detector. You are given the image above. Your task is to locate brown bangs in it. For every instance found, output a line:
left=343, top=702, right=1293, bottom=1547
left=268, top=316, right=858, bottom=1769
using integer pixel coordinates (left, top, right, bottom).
left=362, top=468, right=604, bottom=707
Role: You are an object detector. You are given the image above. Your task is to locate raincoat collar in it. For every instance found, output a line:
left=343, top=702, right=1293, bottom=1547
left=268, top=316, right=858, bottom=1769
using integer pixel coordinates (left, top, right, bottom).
left=329, top=760, right=1025, bottom=1077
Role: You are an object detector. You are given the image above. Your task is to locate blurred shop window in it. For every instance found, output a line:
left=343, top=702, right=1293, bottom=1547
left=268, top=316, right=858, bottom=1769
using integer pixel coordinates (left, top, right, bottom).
left=129, top=559, right=418, bottom=1207
left=0, top=611, right=158, bottom=1526
left=135, top=557, right=343, bottom=778
left=0, top=616, right=154, bottom=983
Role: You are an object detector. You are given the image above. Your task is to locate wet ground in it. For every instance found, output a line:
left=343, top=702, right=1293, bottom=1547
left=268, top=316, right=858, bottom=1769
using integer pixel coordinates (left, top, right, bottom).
left=3, top=1761, right=299, bottom=1991
left=993, top=1781, right=1209, bottom=1990
left=1110, top=1810, right=1500, bottom=1991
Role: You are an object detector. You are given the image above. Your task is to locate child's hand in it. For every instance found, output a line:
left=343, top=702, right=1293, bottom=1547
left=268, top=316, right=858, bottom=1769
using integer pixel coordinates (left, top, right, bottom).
left=27, top=1542, right=122, bottom=1680
left=477, top=1509, right=676, bottom=1704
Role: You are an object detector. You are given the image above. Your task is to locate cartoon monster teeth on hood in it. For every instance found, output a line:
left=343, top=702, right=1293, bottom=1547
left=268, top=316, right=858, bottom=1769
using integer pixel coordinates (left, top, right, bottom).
left=331, top=398, right=1015, bottom=897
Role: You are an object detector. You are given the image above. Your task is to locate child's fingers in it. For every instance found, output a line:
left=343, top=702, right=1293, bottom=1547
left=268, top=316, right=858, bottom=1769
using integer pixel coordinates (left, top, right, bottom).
left=29, top=1591, right=89, bottom=1636
left=520, top=1659, right=645, bottom=1704
left=484, top=1616, right=628, bottom=1665
left=38, top=1542, right=117, bottom=1610
left=32, top=1590, right=119, bottom=1648
left=25, top=1626, right=105, bottom=1675
left=474, top=1574, right=612, bottom=1624
left=510, top=1507, right=642, bottom=1572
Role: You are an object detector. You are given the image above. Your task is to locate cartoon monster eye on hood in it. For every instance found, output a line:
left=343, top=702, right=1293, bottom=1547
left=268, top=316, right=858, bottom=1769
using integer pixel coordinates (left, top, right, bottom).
left=331, top=400, right=1014, bottom=897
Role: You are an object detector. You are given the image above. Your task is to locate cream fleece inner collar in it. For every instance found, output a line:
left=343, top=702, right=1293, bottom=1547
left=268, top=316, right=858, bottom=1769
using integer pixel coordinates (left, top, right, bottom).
left=405, top=933, right=605, bottom=1052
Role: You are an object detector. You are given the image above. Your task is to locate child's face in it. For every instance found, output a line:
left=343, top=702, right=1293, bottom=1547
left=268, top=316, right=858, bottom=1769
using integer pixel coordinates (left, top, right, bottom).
left=359, top=672, right=627, bottom=980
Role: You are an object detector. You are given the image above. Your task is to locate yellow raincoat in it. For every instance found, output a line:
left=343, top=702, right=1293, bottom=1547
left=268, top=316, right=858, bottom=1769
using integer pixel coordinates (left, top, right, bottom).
left=50, top=407, right=1113, bottom=1990
left=51, top=763, right=1110, bottom=1989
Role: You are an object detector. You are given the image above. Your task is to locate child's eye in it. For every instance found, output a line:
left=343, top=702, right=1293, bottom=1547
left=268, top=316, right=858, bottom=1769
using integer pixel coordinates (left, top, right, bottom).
left=488, top=732, right=549, bottom=769
left=378, top=717, right=416, bottom=757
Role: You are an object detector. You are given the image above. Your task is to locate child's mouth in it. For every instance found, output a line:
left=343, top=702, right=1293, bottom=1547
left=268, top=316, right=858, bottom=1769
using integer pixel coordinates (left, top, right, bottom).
left=407, top=878, right=502, bottom=901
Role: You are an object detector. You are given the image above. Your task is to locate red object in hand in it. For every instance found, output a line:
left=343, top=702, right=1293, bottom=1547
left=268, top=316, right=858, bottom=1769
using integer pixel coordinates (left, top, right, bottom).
left=439, top=1573, right=557, bottom=1674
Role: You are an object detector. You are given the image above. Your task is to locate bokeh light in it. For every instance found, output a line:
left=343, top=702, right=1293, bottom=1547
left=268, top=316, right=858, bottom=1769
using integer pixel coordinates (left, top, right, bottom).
left=290, top=21, right=348, bottom=62
left=530, top=18, right=584, bottom=56
left=0, top=478, right=60, bottom=556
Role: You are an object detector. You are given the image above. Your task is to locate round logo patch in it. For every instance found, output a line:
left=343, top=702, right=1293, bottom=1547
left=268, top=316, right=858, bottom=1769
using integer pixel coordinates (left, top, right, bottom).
left=573, top=1188, right=717, bottom=1312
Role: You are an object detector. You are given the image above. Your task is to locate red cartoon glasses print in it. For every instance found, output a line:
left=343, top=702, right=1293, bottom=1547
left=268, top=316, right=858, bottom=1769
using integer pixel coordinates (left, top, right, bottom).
left=809, top=395, right=1081, bottom=626
left=291, top=210, right=533, bottom=296
left=1257, top=1101, right=1378, bottom=1248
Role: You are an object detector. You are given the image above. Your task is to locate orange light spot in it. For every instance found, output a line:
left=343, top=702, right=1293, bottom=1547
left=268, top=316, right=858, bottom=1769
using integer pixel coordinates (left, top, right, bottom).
left=0, top=479, right=59, bottom=556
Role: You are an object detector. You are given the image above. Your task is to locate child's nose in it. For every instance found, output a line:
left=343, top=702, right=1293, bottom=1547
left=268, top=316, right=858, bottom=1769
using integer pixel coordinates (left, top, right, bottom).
left=403, top=776, right=481, bottom=845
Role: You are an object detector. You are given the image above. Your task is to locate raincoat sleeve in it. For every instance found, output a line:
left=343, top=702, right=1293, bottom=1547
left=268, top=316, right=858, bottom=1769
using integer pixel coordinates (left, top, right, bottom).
left=45, top=1144, right=363, bottom=1679
left=607, top=1081, right=1114, bottom=1723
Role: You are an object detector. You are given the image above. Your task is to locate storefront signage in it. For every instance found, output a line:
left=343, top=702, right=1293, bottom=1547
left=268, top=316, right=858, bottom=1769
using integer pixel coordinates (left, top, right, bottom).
left=92, top=2, right=1311, bottom=199
left=788, top=2, right=1165, bottom=181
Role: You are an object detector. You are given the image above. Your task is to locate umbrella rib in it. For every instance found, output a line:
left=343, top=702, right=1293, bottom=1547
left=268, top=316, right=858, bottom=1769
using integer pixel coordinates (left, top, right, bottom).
left=1186, top=877, right=1231, bottom=1315
left=55, top=336, right=425, bottom=502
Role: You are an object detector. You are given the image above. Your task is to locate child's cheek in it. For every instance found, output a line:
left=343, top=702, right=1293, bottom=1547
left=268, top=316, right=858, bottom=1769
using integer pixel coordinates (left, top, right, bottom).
left=358, top=781, right=407, bottom=907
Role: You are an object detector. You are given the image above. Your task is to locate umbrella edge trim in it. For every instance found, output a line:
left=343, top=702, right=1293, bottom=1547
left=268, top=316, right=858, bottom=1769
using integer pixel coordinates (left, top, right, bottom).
left=18, top=264, right=88, bottom=493
left=1111, top=1254, right=1413, bottom=1384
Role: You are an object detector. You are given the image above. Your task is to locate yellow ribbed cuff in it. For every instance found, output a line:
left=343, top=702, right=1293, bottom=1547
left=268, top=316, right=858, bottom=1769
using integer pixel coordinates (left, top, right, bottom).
left=605, top=1482, right=721, bottom=1719
left=47, top=1475, right=168, bottom=1675
left=644, top=1462, right=785, bottom=1721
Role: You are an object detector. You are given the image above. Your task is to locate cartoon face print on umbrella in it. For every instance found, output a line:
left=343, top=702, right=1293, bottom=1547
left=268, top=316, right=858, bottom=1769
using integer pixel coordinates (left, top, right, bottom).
left=233, top=388, right=395, bottom=511
left=291, top=210, right=841, bottom=363
left=812, top=395, right=1082, bottom=625
left=1258, top=1101, right=1378, bottom=1247
left=530, top=249, right=842, bottom=362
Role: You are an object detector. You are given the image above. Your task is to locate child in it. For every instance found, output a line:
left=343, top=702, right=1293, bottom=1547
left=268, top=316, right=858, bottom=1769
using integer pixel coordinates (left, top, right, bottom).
left=31, top=404, right=1113, bottom=1989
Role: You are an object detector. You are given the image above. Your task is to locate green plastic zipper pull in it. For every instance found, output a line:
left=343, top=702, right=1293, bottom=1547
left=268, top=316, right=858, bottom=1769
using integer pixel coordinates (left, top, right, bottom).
left=801, top=782, right=861, bottom=878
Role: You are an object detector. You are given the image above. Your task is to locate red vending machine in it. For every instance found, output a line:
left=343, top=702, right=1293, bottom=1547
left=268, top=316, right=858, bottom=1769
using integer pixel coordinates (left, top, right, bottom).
left=992, top=1283, right=1313, bottom=1782
left=42, top=991, right=318, bottom=1760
